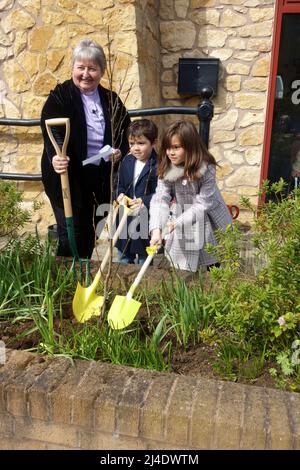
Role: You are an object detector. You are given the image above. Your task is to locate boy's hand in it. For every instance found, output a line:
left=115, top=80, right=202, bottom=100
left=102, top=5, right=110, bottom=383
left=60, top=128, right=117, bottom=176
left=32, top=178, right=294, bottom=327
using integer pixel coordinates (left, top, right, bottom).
left=129, top=198, right=143, bottom=210
left=117, top=193, right=125, bottom=203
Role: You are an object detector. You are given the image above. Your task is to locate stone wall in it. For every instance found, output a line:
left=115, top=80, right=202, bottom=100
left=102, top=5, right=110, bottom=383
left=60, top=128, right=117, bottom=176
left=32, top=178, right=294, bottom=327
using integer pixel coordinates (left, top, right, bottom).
left=159, top=0, right=275, bottom=222
left=1, top=349, right=300, bottom=450
left=0, top=0, right=160, bottom=233
left=0, top=0, right=275, bottom=231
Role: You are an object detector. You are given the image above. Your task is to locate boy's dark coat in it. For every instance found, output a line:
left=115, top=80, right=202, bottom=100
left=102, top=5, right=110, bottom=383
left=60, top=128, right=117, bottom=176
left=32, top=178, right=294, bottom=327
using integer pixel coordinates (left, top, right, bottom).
left=116, top=150, right=157, bottom=256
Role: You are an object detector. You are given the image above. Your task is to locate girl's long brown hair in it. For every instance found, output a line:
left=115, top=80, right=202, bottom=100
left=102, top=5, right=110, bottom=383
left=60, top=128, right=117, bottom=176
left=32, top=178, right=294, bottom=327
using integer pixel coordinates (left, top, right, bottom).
left=157, top=120, right=216, bottom=180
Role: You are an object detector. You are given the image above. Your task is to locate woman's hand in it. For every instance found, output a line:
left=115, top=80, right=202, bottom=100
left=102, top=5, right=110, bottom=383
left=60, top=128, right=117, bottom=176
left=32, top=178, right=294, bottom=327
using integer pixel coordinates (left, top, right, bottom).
left=109, top=148, right=122, bottom=164
left=52, top=155, right=70, bottom=174
left=150, top=228, right=162, bottom=247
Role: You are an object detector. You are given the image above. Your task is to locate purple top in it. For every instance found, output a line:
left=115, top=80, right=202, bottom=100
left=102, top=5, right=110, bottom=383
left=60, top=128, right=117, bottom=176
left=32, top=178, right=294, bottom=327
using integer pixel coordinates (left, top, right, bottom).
left=80, top=89, right=105, bottom=164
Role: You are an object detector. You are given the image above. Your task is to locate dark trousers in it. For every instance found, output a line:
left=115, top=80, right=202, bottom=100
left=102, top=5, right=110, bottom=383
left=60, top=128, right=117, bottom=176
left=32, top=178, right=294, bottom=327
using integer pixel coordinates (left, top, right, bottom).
left=51, top=200, right=100, bottom=259
left=49, top=162, right=113, bottom=259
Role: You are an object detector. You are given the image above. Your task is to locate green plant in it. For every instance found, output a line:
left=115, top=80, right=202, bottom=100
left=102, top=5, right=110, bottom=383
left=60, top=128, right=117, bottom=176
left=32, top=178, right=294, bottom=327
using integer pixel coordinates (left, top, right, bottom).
left=0, top=234, right=74, bottom=320
left=158, top=273, right=216, bottom=349
left=268, top=348, right=300, bottom=392
left=0, top=180, right=42, bottom=240
left=207, top=181, right=300, bottom=359
left=276, top=351, right=294, bottom=376
left=2, top=179, right=300, bottom=392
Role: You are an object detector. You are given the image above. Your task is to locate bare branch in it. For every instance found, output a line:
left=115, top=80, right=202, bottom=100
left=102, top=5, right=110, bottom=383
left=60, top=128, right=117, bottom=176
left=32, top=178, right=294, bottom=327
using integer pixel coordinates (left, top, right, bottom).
left=99, top=27, right=133, bottom=320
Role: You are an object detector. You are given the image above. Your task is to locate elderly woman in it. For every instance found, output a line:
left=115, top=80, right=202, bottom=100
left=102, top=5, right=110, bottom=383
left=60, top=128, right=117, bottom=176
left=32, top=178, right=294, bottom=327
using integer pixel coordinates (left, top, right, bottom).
left=41, top=38, right=130, bottom=259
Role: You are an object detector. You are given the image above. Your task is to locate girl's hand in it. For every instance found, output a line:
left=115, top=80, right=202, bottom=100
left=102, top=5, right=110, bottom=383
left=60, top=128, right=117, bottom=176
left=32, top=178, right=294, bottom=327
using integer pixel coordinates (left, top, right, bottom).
left=129, top=198, right=143, bottom=210
left=150, top=228, right=162, bottom=247
left=167, top=219, right=176, bottom=233
left=110, top=148, right=122, bottom=164
left=52, top=155, right=70, bottom=174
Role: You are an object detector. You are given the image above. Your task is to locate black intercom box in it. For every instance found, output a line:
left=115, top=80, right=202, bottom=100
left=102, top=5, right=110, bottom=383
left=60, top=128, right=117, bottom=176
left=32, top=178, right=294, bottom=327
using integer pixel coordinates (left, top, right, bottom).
left=178, top=58, right=219, bottom=96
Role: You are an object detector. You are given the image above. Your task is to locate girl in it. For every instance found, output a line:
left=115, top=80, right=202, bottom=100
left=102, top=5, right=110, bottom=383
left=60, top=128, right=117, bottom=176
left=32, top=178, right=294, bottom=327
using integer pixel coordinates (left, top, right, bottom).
left=149, top=120, right=232, bottom=272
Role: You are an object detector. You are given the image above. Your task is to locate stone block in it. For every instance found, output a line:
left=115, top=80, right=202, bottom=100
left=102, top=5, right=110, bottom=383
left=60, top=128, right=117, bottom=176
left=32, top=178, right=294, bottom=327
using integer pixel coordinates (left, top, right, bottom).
left=140, top=374, right=176, bottom=441
left=190, top=378, right=219, bottom=449
left=29, top=357, right=73, bottom=421
left=94, top=364, right=138, bottom=434
left=14, top=416, right=78, bottom=448
left=50, top=359, right=90, bottom=425
left=116, top=369, right=158, bottom=437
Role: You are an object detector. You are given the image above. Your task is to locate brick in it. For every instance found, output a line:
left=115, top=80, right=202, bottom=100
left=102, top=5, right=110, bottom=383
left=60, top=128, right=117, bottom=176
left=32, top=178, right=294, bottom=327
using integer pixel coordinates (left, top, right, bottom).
left=240, top=386, right=267, bottom=449
left=6, top=355, right=50, bottom=417
left=144, top=439, right=191, bottom=450
left=46, top=443, right=78, bottom=450
left=116, top=368, right=157, bottom=437
left=71, top=361, right=108, bottom=428
left=212, top=381, right=246, bottom=449
left=79, top=430, right=147, bottom=450
left=0, top=412, right=14, bottom=437
left=190, top=378, right=220, bottom=449
left=267, top=389, right=294, bottom=449
left=164, top=375, right=198, bottom=447
left=14, top=416, right=77, bottom=448
left=50, top=359, right=89, bottom=424
left=1, top=350, right=35, bottom=370
left=94, top=400, right=116, bottom=434
left=287, top=393, right=300, bottom=449
left=94, top=363, right=134, bottom=433
left=140, top=374, right=176, bottom=441
left=0, top=436, right=47, bottom=450
left=0, top=350, right=35, bottom=413
left=28, top=356, right=72, bottom=421
left=1, top=351, right=300, bottom=450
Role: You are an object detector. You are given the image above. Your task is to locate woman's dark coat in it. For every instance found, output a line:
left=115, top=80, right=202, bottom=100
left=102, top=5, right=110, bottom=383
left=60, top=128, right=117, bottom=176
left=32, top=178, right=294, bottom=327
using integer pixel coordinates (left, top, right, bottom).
left=40, top=79, right=130, bottom=210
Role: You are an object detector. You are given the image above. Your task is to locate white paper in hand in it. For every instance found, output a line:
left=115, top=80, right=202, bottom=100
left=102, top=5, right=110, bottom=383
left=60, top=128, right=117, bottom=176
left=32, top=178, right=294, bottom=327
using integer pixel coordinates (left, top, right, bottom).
left=82, top=145, right=113, bottom=166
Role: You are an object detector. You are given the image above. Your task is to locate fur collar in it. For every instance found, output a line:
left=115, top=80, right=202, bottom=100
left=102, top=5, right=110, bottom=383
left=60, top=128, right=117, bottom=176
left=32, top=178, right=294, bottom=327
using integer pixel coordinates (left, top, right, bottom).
left=164, top=162, right=208, bottom=182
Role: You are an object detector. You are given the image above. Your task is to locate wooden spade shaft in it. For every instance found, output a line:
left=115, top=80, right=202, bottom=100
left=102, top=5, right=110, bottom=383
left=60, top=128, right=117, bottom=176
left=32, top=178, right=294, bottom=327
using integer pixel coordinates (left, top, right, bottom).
left=45, top=117, right=72, bottom=218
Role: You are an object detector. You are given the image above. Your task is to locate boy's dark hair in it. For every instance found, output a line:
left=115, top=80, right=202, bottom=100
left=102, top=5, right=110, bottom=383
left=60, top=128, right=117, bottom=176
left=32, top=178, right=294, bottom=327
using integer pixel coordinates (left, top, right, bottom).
left=127, top=119, right=158, bottom=144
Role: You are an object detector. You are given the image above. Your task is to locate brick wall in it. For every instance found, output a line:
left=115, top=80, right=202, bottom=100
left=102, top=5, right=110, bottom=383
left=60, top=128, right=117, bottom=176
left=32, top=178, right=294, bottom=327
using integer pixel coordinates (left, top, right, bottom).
left=1, top=349, right=299, bottom=449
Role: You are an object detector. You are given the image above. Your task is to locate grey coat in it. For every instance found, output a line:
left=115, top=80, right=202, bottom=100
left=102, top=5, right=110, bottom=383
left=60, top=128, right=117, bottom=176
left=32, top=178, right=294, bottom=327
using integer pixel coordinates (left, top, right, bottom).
left=149, top=163, right=232, bottom=271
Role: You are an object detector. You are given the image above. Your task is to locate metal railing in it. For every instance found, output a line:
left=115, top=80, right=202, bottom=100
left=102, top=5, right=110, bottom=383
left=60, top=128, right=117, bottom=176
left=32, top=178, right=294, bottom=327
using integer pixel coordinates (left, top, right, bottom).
left=0, top=88, right=214, bottom=182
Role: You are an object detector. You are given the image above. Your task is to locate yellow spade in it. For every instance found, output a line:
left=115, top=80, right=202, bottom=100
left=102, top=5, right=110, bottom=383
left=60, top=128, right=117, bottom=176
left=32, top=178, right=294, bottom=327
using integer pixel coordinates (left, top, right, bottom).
left=107, top=244, right=159, bottom=330
left=72, top=203, right=132, bottom=322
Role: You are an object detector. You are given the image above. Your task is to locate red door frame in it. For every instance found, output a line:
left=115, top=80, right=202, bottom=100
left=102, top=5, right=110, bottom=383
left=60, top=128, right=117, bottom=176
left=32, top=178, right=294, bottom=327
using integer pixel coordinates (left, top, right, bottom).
left=260, top=0, right=300, bottom=188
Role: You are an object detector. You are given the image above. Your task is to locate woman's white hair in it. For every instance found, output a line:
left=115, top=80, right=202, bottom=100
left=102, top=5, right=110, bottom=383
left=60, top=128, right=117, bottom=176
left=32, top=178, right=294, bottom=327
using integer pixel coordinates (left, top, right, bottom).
left=72, top=38, right=107, bottom=72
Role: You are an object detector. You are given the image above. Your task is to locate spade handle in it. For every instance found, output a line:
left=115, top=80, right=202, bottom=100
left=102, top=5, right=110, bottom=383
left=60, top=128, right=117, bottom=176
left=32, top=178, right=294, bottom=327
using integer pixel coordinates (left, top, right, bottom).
left=45, top=118, right=72, bottom=218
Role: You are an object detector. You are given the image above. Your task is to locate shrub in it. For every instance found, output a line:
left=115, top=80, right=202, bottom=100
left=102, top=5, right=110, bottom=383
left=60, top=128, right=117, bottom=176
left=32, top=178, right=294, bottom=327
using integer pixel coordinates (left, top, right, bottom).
left=208, top=179, right=300, bottom=358
left=0, top=180, right=40, bottom=240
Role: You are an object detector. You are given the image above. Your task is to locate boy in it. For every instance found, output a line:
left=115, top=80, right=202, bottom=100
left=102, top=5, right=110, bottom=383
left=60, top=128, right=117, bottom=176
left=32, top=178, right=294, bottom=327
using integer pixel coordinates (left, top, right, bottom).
left=116, top=119, right=158, bottom=264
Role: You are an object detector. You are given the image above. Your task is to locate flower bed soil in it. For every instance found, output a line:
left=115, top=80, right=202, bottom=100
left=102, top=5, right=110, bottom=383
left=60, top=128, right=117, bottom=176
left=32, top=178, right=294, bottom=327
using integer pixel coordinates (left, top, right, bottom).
left=0, top=260, right=279, bottom=391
